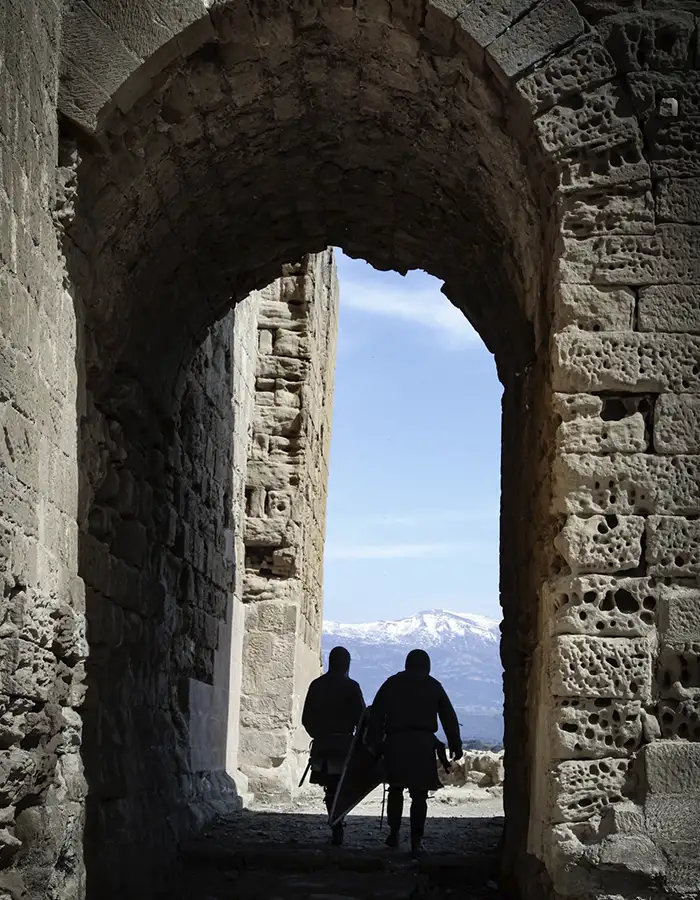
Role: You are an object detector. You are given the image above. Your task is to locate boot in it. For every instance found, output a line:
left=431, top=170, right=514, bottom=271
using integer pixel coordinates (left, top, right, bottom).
left=331, top=822, right=344, bottom=846
left=385, top=830, right=399, bottom=848
left=410, top=838, right=422, bottom=861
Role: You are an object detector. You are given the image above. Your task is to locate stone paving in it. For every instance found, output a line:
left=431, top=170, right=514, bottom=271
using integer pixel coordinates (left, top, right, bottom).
left=171, top=787, right=504, bottom=899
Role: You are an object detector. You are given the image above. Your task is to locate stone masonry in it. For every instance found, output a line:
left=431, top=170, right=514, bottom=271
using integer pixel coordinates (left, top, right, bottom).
left=238, top=253, right=338, bottom=800
left=1, top=2, right=700, bottom=900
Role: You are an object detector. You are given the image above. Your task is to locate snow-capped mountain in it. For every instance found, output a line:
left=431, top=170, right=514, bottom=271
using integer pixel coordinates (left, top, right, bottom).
left=322, top=610, right=503, bottom=744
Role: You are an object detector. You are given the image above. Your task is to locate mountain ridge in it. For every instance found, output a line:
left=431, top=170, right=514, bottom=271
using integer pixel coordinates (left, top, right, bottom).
left=321, top=609, right=504, bottom=743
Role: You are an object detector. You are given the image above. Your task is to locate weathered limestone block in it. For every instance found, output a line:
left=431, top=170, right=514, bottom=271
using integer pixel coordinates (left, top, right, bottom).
left=645, top=794, right=700, bottom=843
left=551, top=758, right=633, bottom=823
left=642, top=742, right=700, bottom=796
left=553, top=284, right=635, bottom=331
left=658, top=641, right=700, bottom=697
left=638, top=285, right=700, bottom=334
left=554, top=514, right=644, bottom=574
left=562, top=182, right=654, bottom=238
left=560, top=227, right=700, bottom=285
left=647, top=516, right=700, bottom=578
left=656, top=177, right=700, bottom=225
left=457, top=0, right=540, bottom=48
left=555, top=393, right=646, bottom=454
left=536, top=84, right=638, bottom=159
left=0, top=640, right=56, bottom=702
left=551, top=635, right=652, bottom=700
left=516, top=35, right=616, bottom=114
left=658, top=585, right=700, bottom=644
left=554, top=331, right=700, bottom=394
left=658, top=697, right=700, bottom=741
left=545, top=574, right=657, bottom=637
left=596, top=10, right=696, bottom=74
left=487, top=0, right=583, bottom=79
left=654, top=394, right=700, bottom=454
left=552, top=699, right=643, bottom=760
left=554, top=453, right=700, bottom=516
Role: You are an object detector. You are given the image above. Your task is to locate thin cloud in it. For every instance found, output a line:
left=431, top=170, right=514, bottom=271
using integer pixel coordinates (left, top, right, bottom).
left=325, top=541, right=483, bottom=561
left=366, top=509, right=499, bottom=527
left=340, top=280, right=479, bottom=350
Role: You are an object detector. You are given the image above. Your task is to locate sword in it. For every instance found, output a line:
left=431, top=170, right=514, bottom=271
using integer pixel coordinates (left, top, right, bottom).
left=298, top=757, right=312, bottom=787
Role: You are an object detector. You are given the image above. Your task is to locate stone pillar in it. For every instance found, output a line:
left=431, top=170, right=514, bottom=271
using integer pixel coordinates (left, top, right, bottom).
left=0, top=3, right=87, bottom=897
left=238, top=251, right=338, bottom=800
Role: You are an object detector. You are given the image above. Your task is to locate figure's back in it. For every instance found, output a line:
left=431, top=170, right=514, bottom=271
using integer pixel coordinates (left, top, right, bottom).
left=303, top=672, right=364, bottom=738
left=380, top=671, right=444, bottom=734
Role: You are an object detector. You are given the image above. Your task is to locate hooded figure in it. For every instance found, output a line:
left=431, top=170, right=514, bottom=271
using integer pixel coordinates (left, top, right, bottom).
left=302, top=646, right=365, bottom=845
left=366, top=649, right=462, bottom=858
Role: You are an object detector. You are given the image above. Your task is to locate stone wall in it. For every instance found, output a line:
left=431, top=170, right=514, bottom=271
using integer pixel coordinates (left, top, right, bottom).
left=0, top=3, right=87, bottom=898
left=2, top=2, right=700, bottom=899
left=239, top=253, right=338, bottom=799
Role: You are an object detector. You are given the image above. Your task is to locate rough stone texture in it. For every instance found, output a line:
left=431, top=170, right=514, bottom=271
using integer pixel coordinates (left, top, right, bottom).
left=646, top=516, right=700, bottom=578
left=654, top=393, right=700, bottom=454
left=238, top=254, right=337, bottom=799
left=551, top=757, right=633, bottom=823
left=544, top=575, right=657, bottom=637
left=1, top=1, right=700, bottom=899
left=554, top=514, right=645, bottom=574
left=551, top=699, right=643, bottom=760
left=551, top=635, right=653, bottom=701
left=638, top=285, right=700, bottom=334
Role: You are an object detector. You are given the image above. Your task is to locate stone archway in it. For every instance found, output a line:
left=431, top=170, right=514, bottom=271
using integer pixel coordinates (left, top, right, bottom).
left=1, top=1, right=699, bottom=898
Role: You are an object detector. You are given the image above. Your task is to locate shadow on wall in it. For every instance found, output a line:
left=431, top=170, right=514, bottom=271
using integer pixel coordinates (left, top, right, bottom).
left=74, top=296, right=247, bottom=897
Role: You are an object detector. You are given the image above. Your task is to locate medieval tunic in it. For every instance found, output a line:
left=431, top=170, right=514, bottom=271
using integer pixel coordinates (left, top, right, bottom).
left=302, top=670, right=365, bottom=784
left=367, top=669, right=461, bottom=792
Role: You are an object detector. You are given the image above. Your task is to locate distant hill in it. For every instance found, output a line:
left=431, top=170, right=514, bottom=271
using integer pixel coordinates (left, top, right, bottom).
left=322, top=609, right=503, bottom=744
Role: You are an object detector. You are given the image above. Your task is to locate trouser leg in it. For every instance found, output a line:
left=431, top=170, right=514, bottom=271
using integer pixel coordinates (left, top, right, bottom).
left=387, top=786, right=404, bottom=835
left=408, top=789, right=428, bottom=844
left=324, top=775, right=341, bottom=817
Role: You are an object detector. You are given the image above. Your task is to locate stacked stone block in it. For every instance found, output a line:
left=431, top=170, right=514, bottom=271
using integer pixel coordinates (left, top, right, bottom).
left=238, top=252, right=338, bottom=799
left=1, top=0, right=699, bottom=899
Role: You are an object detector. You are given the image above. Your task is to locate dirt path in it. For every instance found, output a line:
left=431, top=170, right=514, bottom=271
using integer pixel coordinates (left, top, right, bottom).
left=172, top=786, right=504, bottom=899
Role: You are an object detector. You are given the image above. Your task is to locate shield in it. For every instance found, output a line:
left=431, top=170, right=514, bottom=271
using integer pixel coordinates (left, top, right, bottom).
left=329, top=707, right=384, bottom=826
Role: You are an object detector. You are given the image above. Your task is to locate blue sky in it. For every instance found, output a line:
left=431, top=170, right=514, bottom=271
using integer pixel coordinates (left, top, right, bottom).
left=323, top=251, right=503, bottom=625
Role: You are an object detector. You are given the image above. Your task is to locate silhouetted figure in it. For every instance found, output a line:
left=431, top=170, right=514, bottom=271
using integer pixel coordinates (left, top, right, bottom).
left=302, top=646, right=365, bottom=845
left=367, top=648, right=462, bottom=859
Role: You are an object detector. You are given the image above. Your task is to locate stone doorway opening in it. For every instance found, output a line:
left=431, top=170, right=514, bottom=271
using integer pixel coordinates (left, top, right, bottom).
left=53, top=2, right=669, bottom=899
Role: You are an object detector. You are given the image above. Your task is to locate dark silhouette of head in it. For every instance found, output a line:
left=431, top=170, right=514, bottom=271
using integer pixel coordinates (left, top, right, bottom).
left=405, top=649, right=431, bottom=675
left=328, top=646, right=351, bottom=675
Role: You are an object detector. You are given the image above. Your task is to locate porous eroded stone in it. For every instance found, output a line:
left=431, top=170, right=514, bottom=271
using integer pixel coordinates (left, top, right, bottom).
left=560, top=228, right=700, bottom=285
left=561, top=182, right=654, bottom=238
left=654, top=395, right=700, bottom=454
left=658, top=698, right=700, bottom=741
left=656, top=178, right=700, bottom=225
left=552, top=699, right=643, bottom=760
left=658, top=585, right=700, bottom=644
left=536, top=84, right=638, bottom=159
left=553, top=331, right=700, bottom=394
left=545, top=575, right=657, bottom=637
left=554, top=515, right=644, bottom=575
left=551, top=636, right=652, bottom=700
left=487, top=0, right=584, bottom=79
left=553, top=453, right=700, bottom=516
left=555, top=395, right=647, bottom=454
left=638, top=285, right=700, bottom=334
left=596, top=11, right=696, bottom=74
left=516, top=35, right=616, bottom=114
left=658, top=641, right=700, bottom=697
left=647, top=516, right=700, bottom=578
left=554, top=284, right=635, bottom=331
left=551, top=758, right=633, bottom=823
